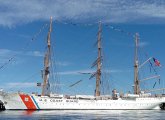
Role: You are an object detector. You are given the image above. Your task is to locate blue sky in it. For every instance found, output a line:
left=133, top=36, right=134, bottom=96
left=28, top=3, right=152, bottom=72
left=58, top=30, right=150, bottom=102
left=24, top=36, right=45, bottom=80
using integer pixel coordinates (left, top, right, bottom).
left=0, top=0, right=165, bottom=95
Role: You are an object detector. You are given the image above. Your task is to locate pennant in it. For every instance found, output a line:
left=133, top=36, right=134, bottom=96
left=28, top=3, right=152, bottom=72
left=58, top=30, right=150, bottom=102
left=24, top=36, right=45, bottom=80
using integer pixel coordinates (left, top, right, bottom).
left=37, top=83, right=41, bottom=86
left=159, top=79, right=160, bottom=84
left=153, top=58, right=161, bottom=67
left=153, top=82, right=156, bottom=88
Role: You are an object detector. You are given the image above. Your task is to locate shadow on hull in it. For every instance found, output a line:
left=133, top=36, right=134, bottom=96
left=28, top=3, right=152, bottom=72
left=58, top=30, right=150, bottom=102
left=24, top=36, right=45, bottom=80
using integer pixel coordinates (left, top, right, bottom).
left=160, top=103, right=165, bottom=110
left=0, top=101, right=5, bottom=111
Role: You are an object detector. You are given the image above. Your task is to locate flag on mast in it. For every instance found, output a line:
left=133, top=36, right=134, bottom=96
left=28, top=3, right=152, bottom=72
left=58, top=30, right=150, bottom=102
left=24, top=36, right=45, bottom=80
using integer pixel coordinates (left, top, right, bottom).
left=153, top=57, right=161, bottom=67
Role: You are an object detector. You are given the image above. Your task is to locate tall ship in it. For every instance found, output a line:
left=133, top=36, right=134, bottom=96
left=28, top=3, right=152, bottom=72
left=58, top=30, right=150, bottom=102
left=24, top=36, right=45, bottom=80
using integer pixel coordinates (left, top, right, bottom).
left=0, top=17, right=165, bottom=110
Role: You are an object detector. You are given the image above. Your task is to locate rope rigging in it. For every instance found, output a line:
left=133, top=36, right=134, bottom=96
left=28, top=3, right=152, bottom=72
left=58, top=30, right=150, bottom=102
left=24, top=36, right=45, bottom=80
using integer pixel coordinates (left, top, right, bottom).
left=0, top=20, right=135, bottom=72
left=0, top=19, right=163, bottom=94
left=51, top=20, right=162, bottom=94
left=0, top=23, right=48, bottom=71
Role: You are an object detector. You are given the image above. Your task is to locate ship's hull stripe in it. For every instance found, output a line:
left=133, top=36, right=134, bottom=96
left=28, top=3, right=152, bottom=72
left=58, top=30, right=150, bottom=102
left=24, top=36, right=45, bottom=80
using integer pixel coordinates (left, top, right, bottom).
left=31, top=96, right=40, bottom=109
left=19, top=94, right=36, bottom=109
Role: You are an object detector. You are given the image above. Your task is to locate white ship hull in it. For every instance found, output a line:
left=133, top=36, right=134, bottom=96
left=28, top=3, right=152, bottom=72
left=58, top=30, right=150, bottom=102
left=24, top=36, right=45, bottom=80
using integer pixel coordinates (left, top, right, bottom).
left=1, top=93, right=165, bottom=110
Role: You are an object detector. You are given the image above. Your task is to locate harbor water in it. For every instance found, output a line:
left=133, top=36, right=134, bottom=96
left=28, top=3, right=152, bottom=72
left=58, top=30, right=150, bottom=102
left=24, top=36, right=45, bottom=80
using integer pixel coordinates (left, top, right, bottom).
left=0, top=110, right=165, bottom=120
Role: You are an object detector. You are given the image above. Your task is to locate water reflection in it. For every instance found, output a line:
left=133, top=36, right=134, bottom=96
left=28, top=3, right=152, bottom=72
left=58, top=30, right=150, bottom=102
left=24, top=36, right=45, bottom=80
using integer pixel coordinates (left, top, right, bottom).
left=0, top=110, right=164, bottom=120
left=23, top=110, right=36, bottom=116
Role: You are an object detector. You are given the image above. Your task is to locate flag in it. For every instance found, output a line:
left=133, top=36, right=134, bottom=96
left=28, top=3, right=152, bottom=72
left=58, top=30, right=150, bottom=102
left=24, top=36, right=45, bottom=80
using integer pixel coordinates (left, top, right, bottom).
left=153, top=57, right=161, bottom=66
left=37, top=83, right=41, bottom=86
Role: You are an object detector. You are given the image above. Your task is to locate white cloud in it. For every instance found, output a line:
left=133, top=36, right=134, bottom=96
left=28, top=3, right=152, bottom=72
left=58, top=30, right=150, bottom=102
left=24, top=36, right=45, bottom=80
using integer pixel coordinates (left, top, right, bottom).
left=0, top=49, right=18, bottom=57
left=0, top=49, right=72, bottom=67
left=0, top=0, right=165, bottom=26
left=50, top=83, right=65, bottom=87
left=0, top=82, right=65, bottom=90
left=0, top=49, right=44, bottom=65
left=58, top=69, right=96, bottom=75
left=0, top=49, right=44, bottom=57
left=58, top=69, right=128, bottom=75
left=5, top=82, right=36, bottom=88
left=55, top=61, right=71, bottom=66
left=129, top=41, right=149, bottom=48
left=138, top=41, right=149, bottom=47
left=26, top=51, right=44, bottom=57
left=0, top=49, right=18, bottom=64
left=58, top=71, right=84, bottom=75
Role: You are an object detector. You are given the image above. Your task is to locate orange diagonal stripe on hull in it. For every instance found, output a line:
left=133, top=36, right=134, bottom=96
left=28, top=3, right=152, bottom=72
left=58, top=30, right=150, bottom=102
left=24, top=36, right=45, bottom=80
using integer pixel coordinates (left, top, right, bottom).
left=20, top=94, right=36, bottom=110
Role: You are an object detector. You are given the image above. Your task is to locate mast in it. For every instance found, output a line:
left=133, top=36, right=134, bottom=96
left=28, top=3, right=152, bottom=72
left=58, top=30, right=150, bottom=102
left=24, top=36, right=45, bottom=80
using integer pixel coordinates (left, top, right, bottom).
left=42, top=16, right=53, bottom=96
left=95, top=22, right=102, bottom=97
left=134, top=33, right=140, bottom=94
